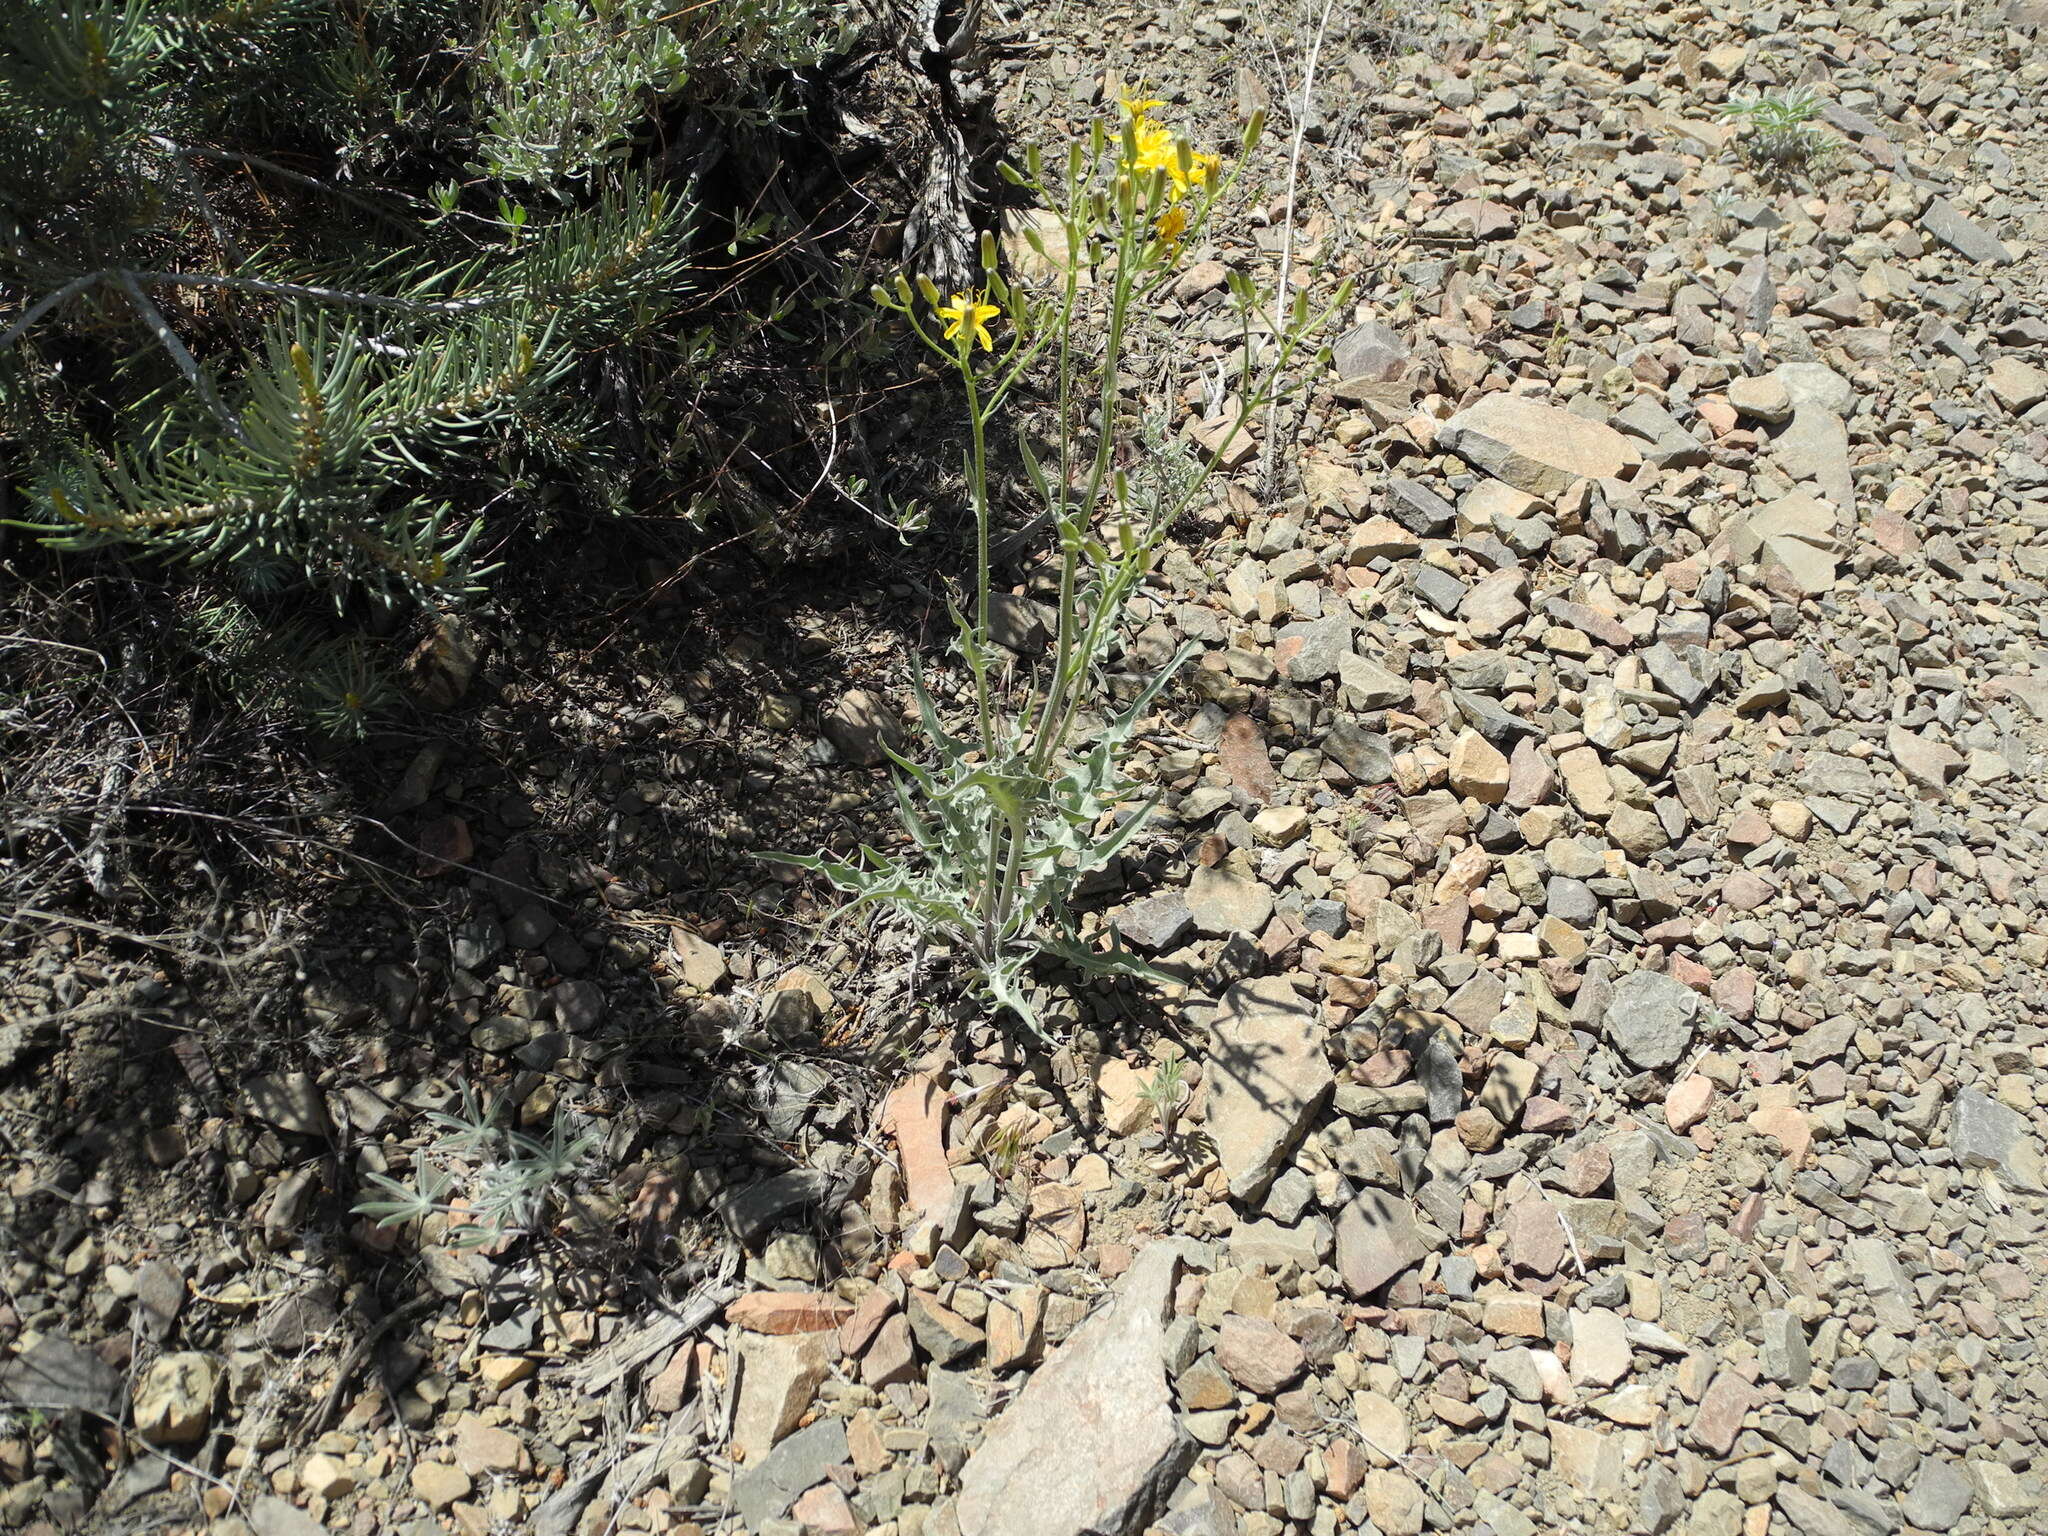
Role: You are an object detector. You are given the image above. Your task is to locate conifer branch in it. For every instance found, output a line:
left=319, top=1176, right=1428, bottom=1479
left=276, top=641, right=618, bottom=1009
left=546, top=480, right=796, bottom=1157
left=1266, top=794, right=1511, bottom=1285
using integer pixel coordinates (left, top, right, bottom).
left=114, top=270, right=250, bottom=445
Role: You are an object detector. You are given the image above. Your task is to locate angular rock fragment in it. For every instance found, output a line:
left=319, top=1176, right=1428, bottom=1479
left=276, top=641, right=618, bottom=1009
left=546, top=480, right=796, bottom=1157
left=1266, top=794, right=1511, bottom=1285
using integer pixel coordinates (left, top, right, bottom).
left=1203, top=978, right=1334, bottom=1203
left=1438, top=395, right=1641, bottom=497
left=956, top=1242, right=1197, bottom=1536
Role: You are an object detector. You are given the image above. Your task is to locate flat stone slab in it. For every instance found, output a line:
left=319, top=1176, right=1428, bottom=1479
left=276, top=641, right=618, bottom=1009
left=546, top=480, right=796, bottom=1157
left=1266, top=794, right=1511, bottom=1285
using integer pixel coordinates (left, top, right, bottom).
left=1203, top=977, right=1335, bottom=1204
left=1438, top=395, right=1641, bottom=498
left=956, top=1241, right=1198, bottom=1536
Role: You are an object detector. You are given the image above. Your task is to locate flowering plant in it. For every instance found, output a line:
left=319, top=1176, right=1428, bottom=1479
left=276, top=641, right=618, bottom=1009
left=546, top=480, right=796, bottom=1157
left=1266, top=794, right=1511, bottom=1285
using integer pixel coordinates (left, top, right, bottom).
left=781, top=98, right=1347, bottom=1033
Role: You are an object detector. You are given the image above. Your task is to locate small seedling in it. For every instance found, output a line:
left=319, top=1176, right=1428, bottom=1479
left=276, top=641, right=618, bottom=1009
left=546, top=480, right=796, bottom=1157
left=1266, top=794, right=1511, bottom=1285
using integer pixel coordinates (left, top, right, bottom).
left=1721, top=87, right=1833, bottom=175
left=354, top=1083, right=600, bottom=1250
left=1138, top=1054, right=1187, bottom=1137
left=983, top=1121, right=1027, bottom=1179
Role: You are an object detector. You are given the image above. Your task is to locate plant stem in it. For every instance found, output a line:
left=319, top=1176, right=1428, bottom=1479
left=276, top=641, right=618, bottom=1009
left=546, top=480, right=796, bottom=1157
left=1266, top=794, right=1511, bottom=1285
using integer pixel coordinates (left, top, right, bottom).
left=1261, top=0, right=1336, bottom=495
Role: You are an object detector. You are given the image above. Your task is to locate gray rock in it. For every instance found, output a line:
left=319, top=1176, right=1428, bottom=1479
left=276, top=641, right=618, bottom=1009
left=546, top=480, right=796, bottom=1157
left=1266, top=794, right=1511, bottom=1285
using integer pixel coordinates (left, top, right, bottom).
left=1901, top=1460, right=1973, bottom=1529
left=1640, top=1464, right=1687, bottom=1534
left=1760, top=1310, right=1811, bottom=1389
left=550, top=978, right=606, bottom=1033
left=135, top=1260, right=185, bottom=1343
left=1770, top=362, right=1856, bottom=416
left=824, top=689, right=899, bottom=766
left=1612, top=396, right=1706, bottom=469
left=1919, top=197, right=2014, bottom=265
left=956, top=1242, right=1196, bottom=1536
left=989, top=592, right=1054, bottom=655
left=713, top=1169, right=836, bottom=1248
left=1437, top=394, right=1640, bottom=497
left=1336, top=1189, right=1434, bottom=1297
left=258, top=1282, right=340, bottom=1351
left=0, top=1334, right=121, bottom=1417
left=1276, top=615, right=1354, bottom=682
left=733, top=1416, right=850, bottom=1532
left=926, top=1367, right=983, bottom=1473
left=244, top=1073, right=330, bottom=1138
left=1952, top=1088, right=2035, bottom=1185
left=1411, top=564, right=1468, bottom=616
left=1115, top=892, right=1194, bottom=953
left=1416, top=1031, right=1461, bottom=1124
left=1204, top=978, right=1334, bottom=1204
left=1800, top=752, right=1877, bottom=801
left=1775, top=1486, right=1863, bottom=1536
left=1322, top=721, right=1393, bottom=783
left=1339, top=653, right=1411, bottom=711
left=1185, top=865, right=1274, bottom=938
left=1333, top=320, right=1409, bottom=383
left=1383, top=480, right=1458, bottom=536
left=250, top=1496, right=329, bottom=1536
left=1228, top=1216, right=1333, bottom=1272
left=1602, top=969, right=1700, bottom=1071
left=533, top=1469, right=606, bottom=1536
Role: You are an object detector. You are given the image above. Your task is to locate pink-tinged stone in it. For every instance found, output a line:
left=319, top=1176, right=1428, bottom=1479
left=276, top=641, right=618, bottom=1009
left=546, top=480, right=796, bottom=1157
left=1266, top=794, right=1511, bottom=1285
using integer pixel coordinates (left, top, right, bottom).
left=726, top=1292, right=856, bottom=1336
left=1748, top=1102, right=1812, bottom=1166
left=791, top=1482, right=860, bottom=1534
left=1505, top=1196, right=1566, bottom=1278
left=1521, top=1096, right=1575, bottom=1134
left=1696, top=397, right=1738, bottom=436
left=881, top=1074, right=953, bottom=1219
left=646, top=1344, right=693, bottom=1413
left=1868, top=509, right=1921, bottom=557
left=1665, top=1076, right=1714, bottom=1134
left=1667, top=955, right=1714, bottom=993
left=1712, top=967, right=1756, bottom=1020
left=1721, top=871, right=1777, bottom=911
left=1685, top=1371, right=1759, bottom=1457
left=838, top=1288, right=896, bottom=1356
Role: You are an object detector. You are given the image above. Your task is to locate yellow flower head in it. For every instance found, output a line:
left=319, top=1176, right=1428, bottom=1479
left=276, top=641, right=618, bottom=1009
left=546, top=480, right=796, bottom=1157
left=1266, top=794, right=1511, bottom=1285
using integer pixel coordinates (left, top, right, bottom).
left=1125, top=117, right=1220, bottom=203
left=937, top=291, right=999, bottom=352
left=1154, top=204, right=1188, bottom=247
left=1120, top=92, right=1166, bottom=121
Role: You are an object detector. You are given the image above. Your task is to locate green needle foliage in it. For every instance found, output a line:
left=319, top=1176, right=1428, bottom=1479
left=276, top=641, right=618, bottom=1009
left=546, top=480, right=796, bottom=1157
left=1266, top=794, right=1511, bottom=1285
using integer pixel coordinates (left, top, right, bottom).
left=0, top=0, right=846, bottom=610
left=779, top=100, right=1348, bottom=1035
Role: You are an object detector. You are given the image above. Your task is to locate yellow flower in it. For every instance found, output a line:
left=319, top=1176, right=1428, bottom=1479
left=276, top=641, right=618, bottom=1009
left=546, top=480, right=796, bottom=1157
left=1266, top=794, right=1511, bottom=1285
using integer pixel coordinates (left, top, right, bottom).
left=937, top=291, right=999, bottom=352
left=1120, top=93, right=1166, bottom=121
left=1126, top=118, right=1220, bottom=203
left=1154, top=204, right=1188, bottom=247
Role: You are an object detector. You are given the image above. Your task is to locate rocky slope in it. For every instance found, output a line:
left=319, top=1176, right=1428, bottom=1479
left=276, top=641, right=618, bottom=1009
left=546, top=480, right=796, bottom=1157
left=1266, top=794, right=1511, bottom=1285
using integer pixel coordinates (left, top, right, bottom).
left=4, top=0, right=2048, bottom=1534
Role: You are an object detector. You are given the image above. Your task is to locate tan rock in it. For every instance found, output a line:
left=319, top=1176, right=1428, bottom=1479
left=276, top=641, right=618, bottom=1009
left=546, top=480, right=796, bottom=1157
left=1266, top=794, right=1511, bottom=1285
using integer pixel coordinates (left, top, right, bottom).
left=476, top=1354, right=534, bottom=1389
left=1988, top=356, right=2048, bottom=414
left=1363, top=1469, right=1426, bottom=1536
left=300, top=1454, right=353, bottom=1499
left=1438, top=395, right=1641, bottom=498
left=1568, top=1308, right=1633, bottom=1388
left=1556, top=746, right=1615, bottom=817
left=1205, top=978, right=1335, bottom=1204
left=732, top=1330, right=832, bottom=1463
left=1095, top=1058, right=1154, bottom=1136
left=411, top=1462, right=472, bottom=1511
left=986, top=1288, right=1045, bottom=1372
left=1352, top=1390, right=1411, bottom=1465
left=1449, top=730, right=1510, bottom=803
left=132, top=1353, right=217, bottom=1445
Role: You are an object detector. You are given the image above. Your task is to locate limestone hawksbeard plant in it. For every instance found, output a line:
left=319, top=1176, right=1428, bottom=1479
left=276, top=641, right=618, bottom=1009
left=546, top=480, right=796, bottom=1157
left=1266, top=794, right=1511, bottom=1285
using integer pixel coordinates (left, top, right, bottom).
left=780, top=101, right=1349, bottom=1035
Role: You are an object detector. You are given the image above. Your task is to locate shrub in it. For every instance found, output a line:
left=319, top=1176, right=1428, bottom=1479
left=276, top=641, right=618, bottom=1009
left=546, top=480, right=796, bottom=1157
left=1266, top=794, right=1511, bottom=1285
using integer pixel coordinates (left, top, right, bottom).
left=0, top=0, right=848, bottom=608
